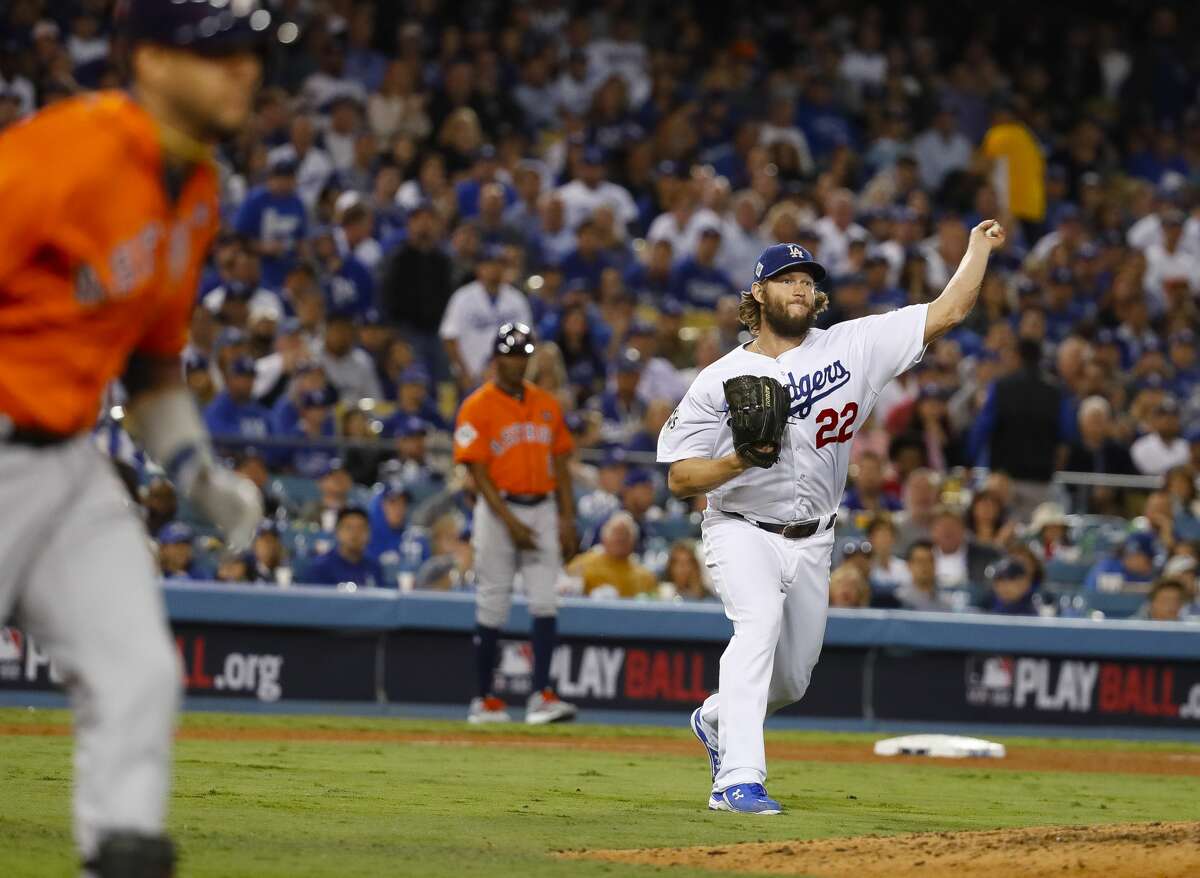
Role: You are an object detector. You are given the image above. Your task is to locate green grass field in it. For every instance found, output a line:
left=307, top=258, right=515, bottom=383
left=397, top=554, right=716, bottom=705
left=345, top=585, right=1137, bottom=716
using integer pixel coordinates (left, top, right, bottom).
left=1, top=708, right=1198, bottom=877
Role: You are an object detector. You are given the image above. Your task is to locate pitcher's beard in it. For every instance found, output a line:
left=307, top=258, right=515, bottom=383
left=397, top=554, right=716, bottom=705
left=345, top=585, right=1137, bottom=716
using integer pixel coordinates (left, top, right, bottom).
left=761, top=297, right=819, bottom=340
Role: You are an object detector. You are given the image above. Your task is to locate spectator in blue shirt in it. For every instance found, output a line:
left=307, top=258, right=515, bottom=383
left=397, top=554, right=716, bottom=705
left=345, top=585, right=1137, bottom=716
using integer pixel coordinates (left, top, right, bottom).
left=1168, top=330, right=1200, bottom=398
left=557, top=220, right=612, bottom=291
left=1084, top=532, right=1160, bottom=593
left=863, top=254, right=906, bottom=310
left=270, top=361, right=332, bottom=436
left=367, top=481, right=432, bottom=569
left=668, top=224, right=735, bottom=308
left=385, top=365, right=449, bottom=431
left=624, top=237, right=674, bottom=302
left=157, top=522, right=199, bottom=582
left=234, top=154, right=307, bottom=290
left=204, top=356, right=272, bottom=446
left=306, top=507, right=386, bottom=588
left=1043, top=268, right=1091, bottom=342
left=979, top=557, right=1039, bottom=615
left=309, top=226, right=376, bottom=318
left=287, top=387, right=340, bottom=478
left=381, top=416, right=443, bottom=492
left=455, top=145, right=515, bottom=219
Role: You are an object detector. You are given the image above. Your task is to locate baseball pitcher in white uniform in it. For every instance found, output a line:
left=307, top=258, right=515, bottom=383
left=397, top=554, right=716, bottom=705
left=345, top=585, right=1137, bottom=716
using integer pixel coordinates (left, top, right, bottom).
left=658, top=221, right=1006, bottom=814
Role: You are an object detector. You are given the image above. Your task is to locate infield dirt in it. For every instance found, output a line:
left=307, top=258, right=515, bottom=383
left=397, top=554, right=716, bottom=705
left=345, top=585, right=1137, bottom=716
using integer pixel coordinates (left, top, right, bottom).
left=568, top=821, right=1200, bottom=877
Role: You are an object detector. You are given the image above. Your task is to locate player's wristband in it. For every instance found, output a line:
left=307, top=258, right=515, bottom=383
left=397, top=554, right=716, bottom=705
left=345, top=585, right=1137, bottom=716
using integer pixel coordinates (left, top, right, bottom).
left=124, top=387, right=215, bottom=496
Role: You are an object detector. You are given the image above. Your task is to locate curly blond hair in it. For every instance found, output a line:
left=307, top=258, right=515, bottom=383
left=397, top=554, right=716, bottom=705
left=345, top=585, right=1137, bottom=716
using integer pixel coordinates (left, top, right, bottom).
left=737, top=285, right=829, bottom=336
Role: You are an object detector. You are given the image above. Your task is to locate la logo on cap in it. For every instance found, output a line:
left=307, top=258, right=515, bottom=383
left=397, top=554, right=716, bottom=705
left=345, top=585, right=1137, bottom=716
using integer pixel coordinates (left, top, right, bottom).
left=788, top=244, right=803, bottom=258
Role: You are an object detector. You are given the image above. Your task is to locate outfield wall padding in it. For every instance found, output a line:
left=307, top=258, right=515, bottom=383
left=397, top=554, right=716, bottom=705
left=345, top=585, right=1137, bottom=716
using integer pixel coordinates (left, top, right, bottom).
left=1, top=583, right=1198, bottom=729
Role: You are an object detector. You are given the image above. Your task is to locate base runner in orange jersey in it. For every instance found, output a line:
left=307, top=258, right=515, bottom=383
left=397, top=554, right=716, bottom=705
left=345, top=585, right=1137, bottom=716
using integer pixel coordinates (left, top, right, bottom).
left=0, top=3, right=270, bottom=875
left=453, top=323, right=582, bottom=726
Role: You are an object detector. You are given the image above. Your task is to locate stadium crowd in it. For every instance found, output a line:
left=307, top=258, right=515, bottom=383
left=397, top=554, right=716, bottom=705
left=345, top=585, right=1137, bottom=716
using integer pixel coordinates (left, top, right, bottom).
left=5, top=0, right=1200, bottom=621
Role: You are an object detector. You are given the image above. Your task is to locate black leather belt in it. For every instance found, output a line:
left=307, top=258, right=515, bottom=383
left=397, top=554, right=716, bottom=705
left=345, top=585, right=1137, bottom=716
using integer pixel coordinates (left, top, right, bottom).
left=503, top=492, right=549, bottom=506
left=727, top=511, right=837, bottom=539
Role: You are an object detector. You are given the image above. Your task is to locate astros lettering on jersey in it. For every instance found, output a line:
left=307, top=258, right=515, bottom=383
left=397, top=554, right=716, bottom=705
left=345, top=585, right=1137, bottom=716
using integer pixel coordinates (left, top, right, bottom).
left=453, top=381, right=574, bottom=491
left=0, top=92, right=220, bottom=436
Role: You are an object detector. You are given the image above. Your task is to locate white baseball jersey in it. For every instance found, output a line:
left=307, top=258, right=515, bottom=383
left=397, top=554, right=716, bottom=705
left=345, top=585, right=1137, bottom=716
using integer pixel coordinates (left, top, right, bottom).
left=658, top=304, right=929, bottom=522
left=438, top=281, right=533, bottom=378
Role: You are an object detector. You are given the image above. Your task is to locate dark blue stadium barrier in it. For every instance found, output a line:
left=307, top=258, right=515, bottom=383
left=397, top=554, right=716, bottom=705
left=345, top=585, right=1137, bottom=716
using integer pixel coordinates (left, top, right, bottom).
left=163, top=582, right=1200, bottom=661
left=4, top=584, right=1199, bottom=732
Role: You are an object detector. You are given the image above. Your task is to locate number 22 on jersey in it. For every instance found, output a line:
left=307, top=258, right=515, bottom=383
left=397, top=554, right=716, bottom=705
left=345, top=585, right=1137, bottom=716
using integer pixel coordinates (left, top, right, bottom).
left=814, top=402, right=859, bottom=449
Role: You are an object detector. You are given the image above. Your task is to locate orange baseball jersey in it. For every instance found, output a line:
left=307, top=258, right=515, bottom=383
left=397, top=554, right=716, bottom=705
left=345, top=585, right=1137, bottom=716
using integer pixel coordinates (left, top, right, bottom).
left=0, top=91, right=220, bottom=435
left=453, top=381, right=574, bottom=494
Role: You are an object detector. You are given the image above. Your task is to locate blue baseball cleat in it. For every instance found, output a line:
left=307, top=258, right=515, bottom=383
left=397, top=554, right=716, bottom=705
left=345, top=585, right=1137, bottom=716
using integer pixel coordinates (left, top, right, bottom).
left=708, top=783, right=783, bottom=815
left=689, top=708, right=720, bottom=782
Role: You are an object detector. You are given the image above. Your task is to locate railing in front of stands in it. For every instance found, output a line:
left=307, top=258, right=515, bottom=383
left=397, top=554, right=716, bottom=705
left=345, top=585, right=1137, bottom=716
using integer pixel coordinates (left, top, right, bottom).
left=208, top=432, right=1167, bottom=492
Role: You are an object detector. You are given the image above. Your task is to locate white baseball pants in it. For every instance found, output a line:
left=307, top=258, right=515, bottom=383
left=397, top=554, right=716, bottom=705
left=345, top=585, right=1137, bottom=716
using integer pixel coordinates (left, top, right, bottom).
left=0, top=437, right=180, bottom=861
left=697, top=510, right=835, bottom=792
left=471, top=497, right=561, bottom=626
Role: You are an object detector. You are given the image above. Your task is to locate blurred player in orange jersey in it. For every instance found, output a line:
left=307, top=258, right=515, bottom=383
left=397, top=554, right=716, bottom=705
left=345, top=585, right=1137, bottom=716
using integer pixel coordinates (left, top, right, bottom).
left=0, top=3, right=273, bottom=875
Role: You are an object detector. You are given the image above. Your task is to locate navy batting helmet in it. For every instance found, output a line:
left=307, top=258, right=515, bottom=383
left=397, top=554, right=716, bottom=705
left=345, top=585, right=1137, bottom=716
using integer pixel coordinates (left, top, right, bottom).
left=495, top=322, right=535, bottom=356
left=115, top=0, right=272, bottom=56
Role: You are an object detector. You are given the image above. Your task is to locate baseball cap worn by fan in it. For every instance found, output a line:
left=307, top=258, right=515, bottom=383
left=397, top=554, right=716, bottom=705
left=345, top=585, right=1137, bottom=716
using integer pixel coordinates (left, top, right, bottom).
left=991, top=557, right=1027, bottom=581
left=754, top=243, right=827, bottom=287
left=116, top=0, right=273, bottom=56
left=157, top=522, right=194, bottom=545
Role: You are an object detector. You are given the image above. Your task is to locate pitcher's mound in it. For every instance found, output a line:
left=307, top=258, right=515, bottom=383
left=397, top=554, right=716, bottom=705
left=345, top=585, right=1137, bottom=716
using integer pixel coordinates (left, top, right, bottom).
left=564, top=821, right=1200, bottom=877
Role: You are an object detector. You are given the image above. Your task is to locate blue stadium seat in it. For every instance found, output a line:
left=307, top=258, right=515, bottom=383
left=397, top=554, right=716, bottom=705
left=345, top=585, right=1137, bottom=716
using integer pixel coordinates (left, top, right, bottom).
left=1043, top=559, right=1092, bottom=589
left=1085, top=591, right=1146, bottom=620
left=271, top=475, right=320, bottom=508
left=644, top=514, right=700, bottom=543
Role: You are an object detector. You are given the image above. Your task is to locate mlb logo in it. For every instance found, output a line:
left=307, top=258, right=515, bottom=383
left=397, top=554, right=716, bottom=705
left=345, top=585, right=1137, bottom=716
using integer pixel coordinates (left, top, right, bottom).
left=0, top=627, right=24, bottom=663
left=493, top=641, right=534, bottom=696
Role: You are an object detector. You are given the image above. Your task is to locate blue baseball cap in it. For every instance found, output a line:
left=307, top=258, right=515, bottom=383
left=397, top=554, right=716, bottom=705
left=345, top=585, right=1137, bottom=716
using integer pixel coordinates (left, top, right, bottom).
left=615, top=348, right=643, bottom=373
left=223, top=280, right=254, bottom=301
left=754, top=243, right=827, bottom=285
left=294, top=359, right=323, bottom=376
left=659, top=298, right=684, bottom=318
left=1049, top=267, right=1075, bottom=285
left=215, top=327, right=247, bottom=350
left=316, top=457, right=347, bottom=478
left=399, top=364, right=431, bottom=385
left=361, top=308, right=386, bottom=327
left=183, top=350, right=209, bottom=372
left=383, top=479, right=411, bottom=500
left=599, top=446, right=628, bottom=468
left=326, top=303, right=357, bottom=323
left=255, top=519, right=281, bottom=537
left=623, top=468, right=653, bottom=488
left=267, top=154, right=298, bottom=177
left=230, top=355, right=257, bottom=377
left=478, top=243, right=506, bottom=263
left=992, top=557, right=1027, bottom=580
left=626, top=320, right=656, bottom=338
left=299, top=389, right=330, bottom=410
left=157, top=522, right=195, bottom=546
left=581, top=146, right=606, bottom=166
left=389, top=415, right=429, bottom=439
left=1124, top=531, right=1156, bottom=557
